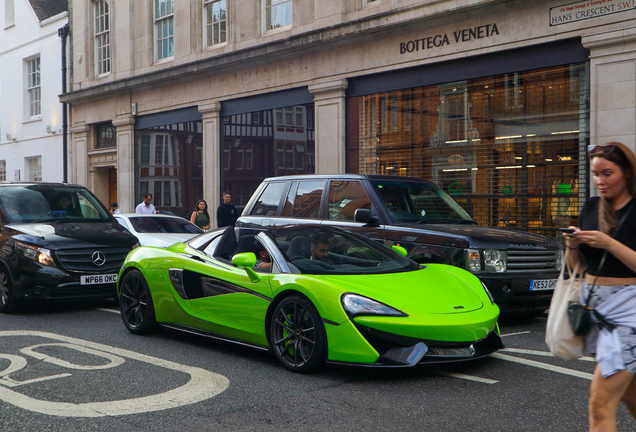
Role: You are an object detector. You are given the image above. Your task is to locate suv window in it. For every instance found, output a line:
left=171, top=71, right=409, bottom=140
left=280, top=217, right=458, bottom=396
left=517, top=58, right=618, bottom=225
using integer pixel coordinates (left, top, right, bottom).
left=292, top=180, right=324, bottom=219
left=249, top=182, right=287, bottom=217
left=371, top=180, right=473, bottom=223
left=328, top=181, right=372, bottom=221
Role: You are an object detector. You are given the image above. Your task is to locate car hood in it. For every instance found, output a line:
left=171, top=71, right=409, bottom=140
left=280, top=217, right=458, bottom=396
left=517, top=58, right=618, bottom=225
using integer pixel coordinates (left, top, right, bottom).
left=7, top=221, right=138, bottom=250
left=321, top=264, right=484, bottom=314
left=388, top=223, right=561, bottom=249
left=134, top=233, right=200, bottom=248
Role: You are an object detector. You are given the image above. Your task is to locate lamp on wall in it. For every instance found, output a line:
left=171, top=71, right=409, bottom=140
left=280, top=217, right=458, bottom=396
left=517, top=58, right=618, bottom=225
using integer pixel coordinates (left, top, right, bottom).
left=6, top=133, right=16, bottom=142
left=46, top=125, right=60, bottom=134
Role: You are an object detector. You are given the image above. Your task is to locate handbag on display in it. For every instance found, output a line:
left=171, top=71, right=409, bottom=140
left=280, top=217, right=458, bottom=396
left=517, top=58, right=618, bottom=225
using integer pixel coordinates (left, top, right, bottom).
left=545, top=255, right=585, bottom=360
left=566, top=203, right=633, bottom=337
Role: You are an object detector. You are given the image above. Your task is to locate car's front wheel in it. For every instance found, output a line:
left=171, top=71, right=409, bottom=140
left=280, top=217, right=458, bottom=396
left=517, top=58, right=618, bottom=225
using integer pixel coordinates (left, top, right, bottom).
left=269, top=295, right=326, bottom=373
left=0, top=268, right=16, bottom=313
left=119, top=269, right=158, bottom=334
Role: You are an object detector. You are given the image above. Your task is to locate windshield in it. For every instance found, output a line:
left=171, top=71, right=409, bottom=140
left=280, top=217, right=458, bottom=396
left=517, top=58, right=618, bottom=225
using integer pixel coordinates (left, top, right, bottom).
left=371, top=180, right=474, bottom=224
left=128, top=216, right=203, bottom=234
left=0, top=185, right=111, bottom=223
left=267, top=226, right=420, bottom=275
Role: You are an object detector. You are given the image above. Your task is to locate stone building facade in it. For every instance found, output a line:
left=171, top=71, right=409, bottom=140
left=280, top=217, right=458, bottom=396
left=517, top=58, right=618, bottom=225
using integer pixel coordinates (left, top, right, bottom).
left=62, top=0, right=636, bottom=235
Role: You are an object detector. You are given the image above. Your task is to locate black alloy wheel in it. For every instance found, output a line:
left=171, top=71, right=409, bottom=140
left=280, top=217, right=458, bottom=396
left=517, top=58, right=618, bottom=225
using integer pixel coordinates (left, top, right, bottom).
left=119, top=269, right=158, bottom=335
left=269, top=295, right=326, bottom=373
left=0, top=268, right=16, bottom=313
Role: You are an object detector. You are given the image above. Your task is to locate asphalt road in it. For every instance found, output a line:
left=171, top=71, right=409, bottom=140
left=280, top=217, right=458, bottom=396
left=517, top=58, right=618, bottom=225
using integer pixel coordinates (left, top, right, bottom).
left=0, top=301, right=633, bottom=432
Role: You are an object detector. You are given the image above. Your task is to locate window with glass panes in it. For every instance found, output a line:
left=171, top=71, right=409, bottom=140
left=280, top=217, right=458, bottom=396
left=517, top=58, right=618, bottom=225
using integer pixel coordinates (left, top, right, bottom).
left=94, top=0, right=110, bottom=75
left=221, top=104, right=315, bottom=206
left=26, top=156, right=42, bottom=181
left=204, top=0, right=227, bottom=46
left=27, top=57, right=40, bottom=117
left=154, top=0, right=174, bottom=60
left=135, top=120, right=202, bottom=213
left=0, top=161, right=5, bottom=181
left=264, top=0, right=291, bottom=31
left=348, top=62, right=590, bottom=239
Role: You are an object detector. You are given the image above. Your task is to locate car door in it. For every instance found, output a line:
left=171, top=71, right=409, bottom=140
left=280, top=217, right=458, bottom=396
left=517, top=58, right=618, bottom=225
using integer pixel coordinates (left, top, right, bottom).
left=180, top=228, right=274, bottom=347
left=320, top=180, right=385, bottom=244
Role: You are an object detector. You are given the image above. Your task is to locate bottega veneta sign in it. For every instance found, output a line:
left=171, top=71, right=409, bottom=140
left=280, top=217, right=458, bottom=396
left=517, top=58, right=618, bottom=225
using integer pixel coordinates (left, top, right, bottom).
left=550, top=0, right=636, bottom=25
left=399, top=23, right=499, bottom=54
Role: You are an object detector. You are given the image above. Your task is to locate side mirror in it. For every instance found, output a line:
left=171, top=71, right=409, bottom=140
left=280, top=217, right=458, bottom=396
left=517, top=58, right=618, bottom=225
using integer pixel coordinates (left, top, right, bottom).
left=354, top=209, right=379, bottom=226
left=392, top=245, right=408, bottom=257
left=231, top=252, right=261, bottom=282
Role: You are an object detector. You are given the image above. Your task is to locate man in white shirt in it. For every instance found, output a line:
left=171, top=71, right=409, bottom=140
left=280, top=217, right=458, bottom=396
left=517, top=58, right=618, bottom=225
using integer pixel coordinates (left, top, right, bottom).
left=135, top=194, right=158, bottom=214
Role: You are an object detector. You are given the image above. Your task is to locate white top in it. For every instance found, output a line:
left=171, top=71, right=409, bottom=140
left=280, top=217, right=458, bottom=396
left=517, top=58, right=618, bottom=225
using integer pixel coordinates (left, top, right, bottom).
left=135, top=203, right=157, bottom=214
left=583, top=286, right=636, bottom=377
left=113, top=209, right=122, bottom=214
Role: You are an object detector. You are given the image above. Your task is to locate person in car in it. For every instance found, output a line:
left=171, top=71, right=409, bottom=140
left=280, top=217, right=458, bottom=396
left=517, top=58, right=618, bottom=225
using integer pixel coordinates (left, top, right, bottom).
left=253, top=241, right=271, bottom=270
left=55, top=192, right=82, bottom=217
left=310, top=235, right=333, bottom=264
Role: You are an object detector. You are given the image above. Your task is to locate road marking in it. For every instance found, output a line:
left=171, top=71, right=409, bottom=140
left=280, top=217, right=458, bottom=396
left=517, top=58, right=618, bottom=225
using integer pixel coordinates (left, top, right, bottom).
left=95, top=308, right=120, bottom=314
left=491, top=352, right=594, bottom=380
left=0, top=330, right=230, bottom=417
left=503, top=348, right=595, bottom=362
left=20, top=343, right=126, bottom=370
left=500, top=331, right=530, bottom=337
left=428, top=369, right=498, bottom=384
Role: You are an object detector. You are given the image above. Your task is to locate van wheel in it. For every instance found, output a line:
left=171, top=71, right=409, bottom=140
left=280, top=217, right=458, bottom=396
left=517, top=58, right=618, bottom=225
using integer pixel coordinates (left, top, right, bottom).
left=0, top=269, right=17, bottom=313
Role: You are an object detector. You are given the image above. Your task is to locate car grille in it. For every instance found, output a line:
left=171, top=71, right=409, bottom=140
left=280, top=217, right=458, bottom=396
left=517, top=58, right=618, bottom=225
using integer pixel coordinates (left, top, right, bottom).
left=55, top=247, right=130, bottom=273
left=506, top=250, right=560, bottom=274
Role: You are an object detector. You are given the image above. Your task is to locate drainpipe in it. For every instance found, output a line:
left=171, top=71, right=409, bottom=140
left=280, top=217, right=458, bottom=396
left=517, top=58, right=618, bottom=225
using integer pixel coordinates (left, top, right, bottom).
left=58, top=23, right=70, bottom=183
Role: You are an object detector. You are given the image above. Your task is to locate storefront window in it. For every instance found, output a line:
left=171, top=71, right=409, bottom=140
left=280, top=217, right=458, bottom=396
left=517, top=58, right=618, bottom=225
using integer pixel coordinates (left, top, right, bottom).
left=135, top=120, right=203, bottom=216
left=220, top=103, right=315, bottom=206
left=348, top=62, right=590, bottom=238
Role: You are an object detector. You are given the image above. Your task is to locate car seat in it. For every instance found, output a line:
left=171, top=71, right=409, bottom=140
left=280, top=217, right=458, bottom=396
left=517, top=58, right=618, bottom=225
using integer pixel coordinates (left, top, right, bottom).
left=286, top=236, right=311, bottom=260
left=235, top=235, right=256, bottom=254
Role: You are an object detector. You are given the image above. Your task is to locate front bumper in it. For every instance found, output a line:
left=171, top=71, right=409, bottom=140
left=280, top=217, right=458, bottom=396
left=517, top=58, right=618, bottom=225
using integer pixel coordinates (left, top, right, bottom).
left=328, top=327, right=504, bottom=368
left=480, top=273, right=558, bottom=314
left=11, top=260, right=117, bottom=301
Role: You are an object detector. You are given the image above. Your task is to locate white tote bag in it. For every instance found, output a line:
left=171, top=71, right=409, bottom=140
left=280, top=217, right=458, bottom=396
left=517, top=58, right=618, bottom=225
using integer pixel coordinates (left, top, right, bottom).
left=545, top=255, right=585, bottom=361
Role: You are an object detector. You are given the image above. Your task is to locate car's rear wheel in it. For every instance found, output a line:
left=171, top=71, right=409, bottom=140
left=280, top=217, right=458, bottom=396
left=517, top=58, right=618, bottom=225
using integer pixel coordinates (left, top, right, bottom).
left=0, top=268, right=16, bottom=313
left=119, top=269, right=158, bottom=334
left=269, top=295, right=326, bottom=373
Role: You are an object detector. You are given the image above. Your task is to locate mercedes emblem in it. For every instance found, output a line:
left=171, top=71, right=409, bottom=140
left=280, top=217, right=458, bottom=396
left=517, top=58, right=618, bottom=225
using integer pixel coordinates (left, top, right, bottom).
left=91, top=251, right=106, bottom=266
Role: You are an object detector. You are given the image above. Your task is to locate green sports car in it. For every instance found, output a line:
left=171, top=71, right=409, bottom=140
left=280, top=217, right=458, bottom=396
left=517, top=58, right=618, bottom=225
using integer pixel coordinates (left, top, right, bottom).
left=118, top=224, right=503, bottom=373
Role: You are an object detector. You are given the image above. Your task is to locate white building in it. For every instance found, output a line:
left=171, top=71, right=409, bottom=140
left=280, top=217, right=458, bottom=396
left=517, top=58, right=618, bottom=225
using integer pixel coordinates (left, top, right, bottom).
left=0, top=0, right=68, bottom=183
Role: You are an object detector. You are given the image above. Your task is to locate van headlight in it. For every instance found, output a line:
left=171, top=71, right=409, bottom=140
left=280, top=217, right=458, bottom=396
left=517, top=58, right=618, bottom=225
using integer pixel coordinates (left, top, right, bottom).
left=16, top=241, right=55, bottom=266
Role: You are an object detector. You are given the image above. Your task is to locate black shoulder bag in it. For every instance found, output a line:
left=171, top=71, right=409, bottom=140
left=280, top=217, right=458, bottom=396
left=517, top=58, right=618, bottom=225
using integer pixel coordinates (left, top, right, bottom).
left=567, top=202, right=634, bottom=336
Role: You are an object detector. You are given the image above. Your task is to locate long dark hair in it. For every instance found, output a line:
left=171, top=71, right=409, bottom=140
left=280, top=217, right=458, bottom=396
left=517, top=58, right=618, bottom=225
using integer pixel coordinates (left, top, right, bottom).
left=590, top=142, right=636, bottom=233
left=194, top=199, right=209, bottom=220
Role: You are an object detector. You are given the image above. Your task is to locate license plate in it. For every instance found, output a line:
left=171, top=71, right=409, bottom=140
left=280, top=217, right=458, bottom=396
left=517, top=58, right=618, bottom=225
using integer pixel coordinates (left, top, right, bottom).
left=80, top=274, right=118, bottom=285
left=529, top=279, right=557, bottom=291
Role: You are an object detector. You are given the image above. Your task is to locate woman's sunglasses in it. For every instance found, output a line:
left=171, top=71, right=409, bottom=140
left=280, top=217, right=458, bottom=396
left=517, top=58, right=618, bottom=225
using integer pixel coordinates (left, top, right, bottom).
left=588, top=144, right=618, bottom=156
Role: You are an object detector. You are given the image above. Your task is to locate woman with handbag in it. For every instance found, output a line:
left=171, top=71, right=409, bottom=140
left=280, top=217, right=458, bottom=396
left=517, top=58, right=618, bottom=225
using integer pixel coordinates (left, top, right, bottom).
left=565, top=142, right=636, bottom=431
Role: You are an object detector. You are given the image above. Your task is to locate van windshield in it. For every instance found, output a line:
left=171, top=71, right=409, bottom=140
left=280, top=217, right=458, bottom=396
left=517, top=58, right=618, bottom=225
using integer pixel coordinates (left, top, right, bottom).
left=370, top=180, right=475, bottom=224
left=0, top=185, right=111, bottom=223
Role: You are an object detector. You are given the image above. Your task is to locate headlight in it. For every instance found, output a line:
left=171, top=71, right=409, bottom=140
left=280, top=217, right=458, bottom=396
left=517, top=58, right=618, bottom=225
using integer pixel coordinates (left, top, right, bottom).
left=481, top=281, right=495, bottom=305
left=468, top=249, right=506, bottom=273
left=342, top=293, right=407, bottom=317
left=15, top=241, right=55, bottom=266
left=555, top=249, right=563, bottom=271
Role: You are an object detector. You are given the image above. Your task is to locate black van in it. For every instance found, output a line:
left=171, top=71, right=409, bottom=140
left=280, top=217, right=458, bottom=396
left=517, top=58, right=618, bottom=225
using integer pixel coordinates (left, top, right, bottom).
left=237, top=174, right=564, bottom=315
left=0, top=182, right=139, bottom=312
